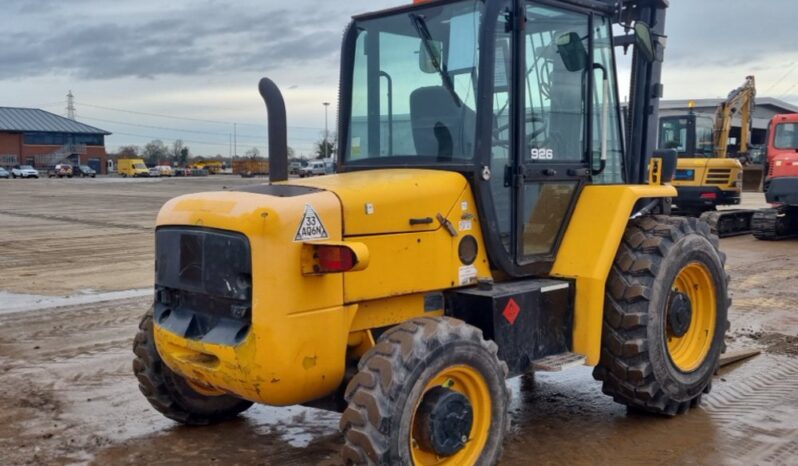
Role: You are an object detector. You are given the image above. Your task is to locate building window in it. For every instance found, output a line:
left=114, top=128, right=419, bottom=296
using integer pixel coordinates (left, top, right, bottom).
left=23, top=132, right=104, bottom=146
left=24, top=132, right=66, bottom=145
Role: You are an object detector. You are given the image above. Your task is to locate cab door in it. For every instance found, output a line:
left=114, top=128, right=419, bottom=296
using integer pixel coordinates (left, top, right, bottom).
left=514, top=3, right=591, bottom=267
left=482, top=3, right=623, bottom=276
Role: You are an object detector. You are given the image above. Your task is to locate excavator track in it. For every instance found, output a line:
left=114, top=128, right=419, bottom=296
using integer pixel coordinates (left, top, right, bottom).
left=752, top=207, right=798, bottom=241
left=699, top=210, right=755, bottom=238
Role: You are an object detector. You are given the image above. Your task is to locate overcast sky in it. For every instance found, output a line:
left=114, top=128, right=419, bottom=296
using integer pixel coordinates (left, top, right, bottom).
left=1, top=0, right=796, bottom=156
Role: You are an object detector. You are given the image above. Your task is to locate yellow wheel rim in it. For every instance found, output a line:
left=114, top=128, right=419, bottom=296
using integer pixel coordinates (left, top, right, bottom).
left=410, top=365, right=492, bottom=466
left=666, top=262, right=717, bottom=372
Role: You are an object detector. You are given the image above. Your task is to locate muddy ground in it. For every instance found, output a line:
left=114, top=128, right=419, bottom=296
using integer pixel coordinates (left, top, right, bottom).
left=1, top=177, right=796, bottom=465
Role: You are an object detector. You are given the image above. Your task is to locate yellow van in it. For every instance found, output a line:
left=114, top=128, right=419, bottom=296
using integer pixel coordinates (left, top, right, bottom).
left=118, top=159, right=149, bottom=177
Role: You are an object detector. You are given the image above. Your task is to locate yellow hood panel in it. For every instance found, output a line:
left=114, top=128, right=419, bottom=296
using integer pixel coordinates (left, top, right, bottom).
left=286, top=169, right=468, bottom=236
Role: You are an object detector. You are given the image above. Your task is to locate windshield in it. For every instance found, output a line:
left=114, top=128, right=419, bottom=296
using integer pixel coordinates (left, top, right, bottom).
left=658, top=117, right=688, bottom=153
left=345, top=0, right=483, bottom=165
left=21, top=165, right=34, bottom=170
left=774, top=122, right=798, bottom=149
left=134, top=163, right=146, bottom=169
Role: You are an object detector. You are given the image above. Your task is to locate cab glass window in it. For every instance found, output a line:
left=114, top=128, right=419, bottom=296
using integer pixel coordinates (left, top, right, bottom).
left=590, top=15, right=624, bottom=184
left=775, top=122, right=798, bottom=149
left=346, top=1, right=484, bottom=165
left=695, top=116, right=714, bottom=156
left=489, top=9, right=513, bottom=253
left=659, top=117, right=688, bottom=154
left=524, top=5, right=588, bottom=163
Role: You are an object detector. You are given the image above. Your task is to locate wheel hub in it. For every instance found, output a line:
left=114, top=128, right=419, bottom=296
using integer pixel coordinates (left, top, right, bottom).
left=414, top=386, right=473, bottom=457
left=668, top=291, right=693, bottom=337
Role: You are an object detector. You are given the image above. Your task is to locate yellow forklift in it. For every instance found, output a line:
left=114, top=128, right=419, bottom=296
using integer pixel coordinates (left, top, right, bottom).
left=658, top=76, right=757, bottom=236
left=133, top=0, right=729, bottom=464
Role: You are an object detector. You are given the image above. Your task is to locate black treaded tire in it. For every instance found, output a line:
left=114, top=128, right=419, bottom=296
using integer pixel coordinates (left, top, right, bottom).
left=132, top=309, right=253, bottom=425
left=593, top=215, right=730, bottom=415
left=340, top=317, right=510, bottom=465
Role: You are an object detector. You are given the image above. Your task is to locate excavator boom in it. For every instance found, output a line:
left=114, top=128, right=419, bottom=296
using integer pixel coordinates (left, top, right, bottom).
left=713, top=75, right=756, bottom=159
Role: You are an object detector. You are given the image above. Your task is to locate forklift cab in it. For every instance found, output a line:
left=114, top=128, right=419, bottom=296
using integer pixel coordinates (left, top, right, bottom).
left=338, top=0, right=633, bottom=277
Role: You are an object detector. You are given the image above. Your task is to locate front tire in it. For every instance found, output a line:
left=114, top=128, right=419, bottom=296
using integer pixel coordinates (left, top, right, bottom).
left=132, top=310, right=253, bottom=425
left=340, top=317, right=509, bottom=466
left=593, top=216, right=729, bottom=415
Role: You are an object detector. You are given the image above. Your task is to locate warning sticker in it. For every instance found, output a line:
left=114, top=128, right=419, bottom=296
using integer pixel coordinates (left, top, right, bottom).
left=458, top=264, right=478, bottom=285
left=458, top=219, right=472, bottom=231
left=294, top=204, right=329, bottom=241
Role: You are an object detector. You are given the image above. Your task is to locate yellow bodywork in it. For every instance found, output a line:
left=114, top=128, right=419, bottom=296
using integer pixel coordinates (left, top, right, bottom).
left=153, top=168, right=674, bottom=404
left=154, top=169, right=491, bottom=406
left=551, top=184, right=675, bottom=364
left=673, top=157, right=742, bottom=192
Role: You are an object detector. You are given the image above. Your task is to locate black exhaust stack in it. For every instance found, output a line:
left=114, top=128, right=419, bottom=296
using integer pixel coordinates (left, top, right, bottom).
left=258, top=77, right=288, bottom=183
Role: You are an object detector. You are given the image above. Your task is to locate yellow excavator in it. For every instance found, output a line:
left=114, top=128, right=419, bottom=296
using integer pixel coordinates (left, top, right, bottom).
left=658, top=76, right=757, bottom=236
left=133, top=1, right=729, bottom=464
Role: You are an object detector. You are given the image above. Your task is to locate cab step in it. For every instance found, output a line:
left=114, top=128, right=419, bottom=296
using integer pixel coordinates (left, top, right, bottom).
left=531, top=352, right=586, bottom=372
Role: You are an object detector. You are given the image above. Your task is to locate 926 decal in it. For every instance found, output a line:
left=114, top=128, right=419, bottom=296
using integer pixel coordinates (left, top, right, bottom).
left=530, top=148, right=554, bottom=160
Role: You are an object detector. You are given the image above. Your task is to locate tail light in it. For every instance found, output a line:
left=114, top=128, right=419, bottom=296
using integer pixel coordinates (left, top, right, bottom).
left=301, top=242, right=370, bottom=275
left=700, top=192, right=717, bottom=200
left=317, top=245, right=356, bottom=273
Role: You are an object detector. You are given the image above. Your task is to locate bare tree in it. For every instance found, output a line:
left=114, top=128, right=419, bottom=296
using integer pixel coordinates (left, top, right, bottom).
left=142, top=140, right=168, bottom=165
left=117, top=145, right=140, bottom=157
left=245, top=147, right=261, bottom=159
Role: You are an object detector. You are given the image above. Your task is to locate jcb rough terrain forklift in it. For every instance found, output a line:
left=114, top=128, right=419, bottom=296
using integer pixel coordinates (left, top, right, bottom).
left=133, top=0, right=729, bottom=464
left=753, top=113, right=798, bottom=239
left=657, top=76, right=757, bottom=237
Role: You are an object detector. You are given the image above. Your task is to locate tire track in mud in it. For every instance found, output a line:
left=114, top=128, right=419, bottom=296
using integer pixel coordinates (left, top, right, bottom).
left=700, top=356, right=798, bottom=465
left=0, top=298, right=146, bottom=329
left=762, top=438, right=798, bottom=466
left=8, top=338, right=133, bottom=370
left=0, top=209, right=152, bottom=232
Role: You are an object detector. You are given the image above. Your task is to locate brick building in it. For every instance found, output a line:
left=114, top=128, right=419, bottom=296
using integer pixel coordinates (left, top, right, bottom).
left=0, top=107, right=111, bottom=174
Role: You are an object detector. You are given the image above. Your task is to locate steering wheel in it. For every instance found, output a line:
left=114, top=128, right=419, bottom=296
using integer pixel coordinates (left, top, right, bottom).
left=492, top=114, right=546, bottom=148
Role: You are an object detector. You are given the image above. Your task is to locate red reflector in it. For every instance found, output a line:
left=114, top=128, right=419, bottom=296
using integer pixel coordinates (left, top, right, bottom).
left=316, top=246, right=356, bottom=273
left=700, top=192, right=717, bottom=200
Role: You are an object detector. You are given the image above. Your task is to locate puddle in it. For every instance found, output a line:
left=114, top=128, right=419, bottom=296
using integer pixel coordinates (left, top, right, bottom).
left=0, top=288, right=152, bottom=314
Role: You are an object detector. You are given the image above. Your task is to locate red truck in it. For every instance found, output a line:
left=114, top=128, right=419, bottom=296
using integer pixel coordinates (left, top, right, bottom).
left=753, top=114, right=798, bottom=239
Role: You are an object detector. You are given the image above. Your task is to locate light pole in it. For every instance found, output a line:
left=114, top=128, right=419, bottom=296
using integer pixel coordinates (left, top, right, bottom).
left=323, top=102, right=330, bottom=159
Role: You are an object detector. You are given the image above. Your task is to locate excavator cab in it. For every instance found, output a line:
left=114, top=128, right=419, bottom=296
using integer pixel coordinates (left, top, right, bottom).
left=133, top=1, right=730, bottom=464
left=658, top=78, right=757, bottom=236
left=659, top=113, right=716, bottom=158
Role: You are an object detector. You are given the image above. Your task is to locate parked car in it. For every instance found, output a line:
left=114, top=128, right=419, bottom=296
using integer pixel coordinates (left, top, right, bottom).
left=48, top=163, right=73, bottom=178
left=154, top=165, right=174, bottom=177
left=298, top=160, right=326, bottom=177
left=74, top=165, right=96, bottom=178
left=11, top=165, right=39, bottom=178
left=149, top=167, right=161, bottom=177
left=289, top=160, right=308, bottom=175
left=0, top=167, right=9, bottom=179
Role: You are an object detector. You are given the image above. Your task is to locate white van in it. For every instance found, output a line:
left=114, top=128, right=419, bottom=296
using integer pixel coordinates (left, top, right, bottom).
left=298, top=160, right=327, bottom=177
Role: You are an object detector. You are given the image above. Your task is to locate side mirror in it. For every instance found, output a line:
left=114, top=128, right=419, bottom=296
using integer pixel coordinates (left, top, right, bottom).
left=634, top=21, right=656, bottom=62
left=419, top=40, right=443, bottom=74
left=555, top=32, right=588, bottom=72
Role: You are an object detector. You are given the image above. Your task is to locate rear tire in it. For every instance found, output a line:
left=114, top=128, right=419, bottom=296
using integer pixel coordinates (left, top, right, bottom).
left=593, top=215, right=729, bottom=415
left=132, top=309, right=253, bottom=425
left=340, top=317, right=509, bottom=465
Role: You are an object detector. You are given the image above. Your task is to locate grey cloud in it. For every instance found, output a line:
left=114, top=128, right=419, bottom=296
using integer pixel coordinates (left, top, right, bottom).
left=0, top=0, right=380, bottom=80
left=664, top=0, right=797, bottom=67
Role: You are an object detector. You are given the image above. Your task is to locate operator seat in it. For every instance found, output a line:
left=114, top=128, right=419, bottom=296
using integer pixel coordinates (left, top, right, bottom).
left=410, top=86, right=476, bottom=160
